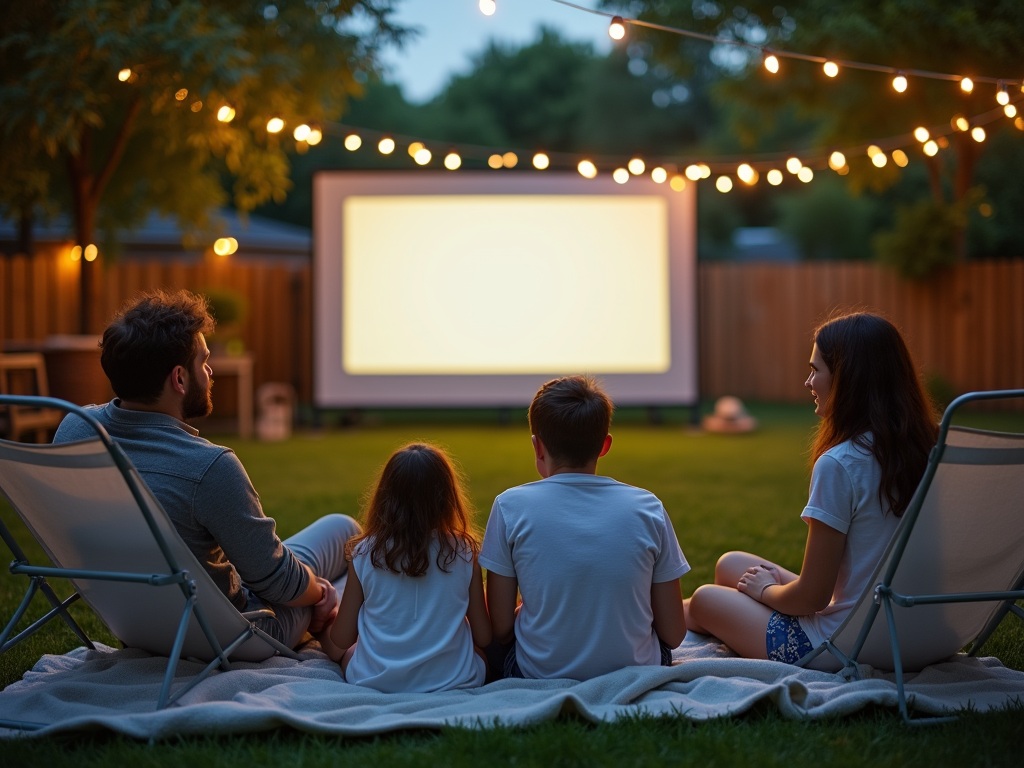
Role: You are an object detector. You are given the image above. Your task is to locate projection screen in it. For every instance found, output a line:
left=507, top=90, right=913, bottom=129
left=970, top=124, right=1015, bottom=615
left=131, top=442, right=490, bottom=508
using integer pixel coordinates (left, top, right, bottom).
left=314, top=171, right=697, bottom=407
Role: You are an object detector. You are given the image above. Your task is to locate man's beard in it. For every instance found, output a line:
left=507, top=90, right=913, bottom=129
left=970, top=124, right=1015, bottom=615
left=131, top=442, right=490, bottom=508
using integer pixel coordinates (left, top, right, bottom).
left=182, top=376, right=213, bottom=420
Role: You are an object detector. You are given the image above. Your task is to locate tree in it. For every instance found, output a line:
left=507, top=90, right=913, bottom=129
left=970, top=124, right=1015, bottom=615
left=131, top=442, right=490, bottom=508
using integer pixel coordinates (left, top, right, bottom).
left=0, top=0, right=404, bottom=332
left=605, top=0, right=1024, bottom=266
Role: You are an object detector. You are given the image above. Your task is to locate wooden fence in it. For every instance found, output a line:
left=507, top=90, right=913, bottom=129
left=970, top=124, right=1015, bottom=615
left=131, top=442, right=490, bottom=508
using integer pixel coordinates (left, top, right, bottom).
left=2, top=248, right=1022, bottom=407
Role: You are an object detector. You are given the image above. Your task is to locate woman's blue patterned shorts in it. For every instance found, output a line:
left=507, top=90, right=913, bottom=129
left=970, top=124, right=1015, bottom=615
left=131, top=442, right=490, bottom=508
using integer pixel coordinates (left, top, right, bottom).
left=765, top=611, right=813, bottom=664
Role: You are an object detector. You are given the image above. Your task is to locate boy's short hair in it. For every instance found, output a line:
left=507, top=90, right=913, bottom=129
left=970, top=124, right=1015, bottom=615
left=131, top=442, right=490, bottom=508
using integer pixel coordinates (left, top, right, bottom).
left=100, top=290, right=215, bottom=403
left=528, top=376, right=613, bottom=467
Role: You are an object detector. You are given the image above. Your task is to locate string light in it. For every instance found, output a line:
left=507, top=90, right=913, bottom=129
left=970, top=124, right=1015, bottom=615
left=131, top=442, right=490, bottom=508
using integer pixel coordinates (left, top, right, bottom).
left=444, top=152, right=462, bottom=170
left=608, top=16, right=626, bottom=40
left=479, top=0, right=496, bottom=15
left=737, top=163, right=757, bottom=184
left=923, top=140, right=939, bottom=156
left=871, top=151, right=887, bottom=167
left=191, top=101, right=203, bottom=113
left=866, top=144, right=882, bottom=158
left=378, top=137, right=395, bottom=154
left=913, top=127, right=930, bottom=142
left=307, top=129, right=322, bottom=145
left=828, top=151, right=846, bottom=170
left=578, top=159, right=597, bottom=178
left=502, top=151, right=518, bottom=168
left=997, top=83, right=1010, bottom=105
left=892, top=149, right=909, bottom=167
left=767, top=169, right=783, bottom=185
left=293, top=124, right=311, bottom=141
left=266, top=118, right=284, bottom=133
left=684, top=164, right=702, bottom=181
left=217, top=106, right=235, bottom=122
left=715, top=176, right=733, bottom=193
left=84, top=244, right=98, bottom=262
left=613, top=167, right=629, bottom=184
left=344, top=134, right=362, bottom=151
left=960, top=77, right=974, bottom=93
left=797, top=167, right=814, bottom=182
left=533, top=152, right=550, bottom=170
left=1006, top=104, right=1018, bottom=118
left=488, top=154, right=503, bottom=169
left=892, top=73, right=908, bottom=93
left=651, top=167, right=667, bottom=183
left=785, top=157, right=802, bottom=174
left=953, top=116, right=970, bottom=131
left=669, top=175, right=686, bottom=191
left=213, top=237, right=238, bottom=256
left=698, top=164, right=711, bottom=179
left=70, top=245, right=82, bottom=261
left=118, top=68, right=132, bottom=82
left=175, top=88, right=188, bottom=101
left=628, top=158, right=645, bottom=175
left=764, top=53, right=779, bottom=74
left=414, top=147, right=432, bottom=165
left=971, top=126, right=986, bottom=142
left=407, top=141, right=424, bottom=157
left=823, top=61, right=839, bottom=78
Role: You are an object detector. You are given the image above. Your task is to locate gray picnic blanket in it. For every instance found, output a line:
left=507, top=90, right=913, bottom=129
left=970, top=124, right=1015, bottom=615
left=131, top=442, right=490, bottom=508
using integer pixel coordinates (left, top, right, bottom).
left=2, top=633, right=1023, bottom=738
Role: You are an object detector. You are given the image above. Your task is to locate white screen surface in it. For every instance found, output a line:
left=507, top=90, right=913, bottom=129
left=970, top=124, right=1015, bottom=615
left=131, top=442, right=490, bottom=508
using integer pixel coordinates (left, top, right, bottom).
left=315, top=172, right=698, bottom=407
left=342, top=195, right=670, bottom=375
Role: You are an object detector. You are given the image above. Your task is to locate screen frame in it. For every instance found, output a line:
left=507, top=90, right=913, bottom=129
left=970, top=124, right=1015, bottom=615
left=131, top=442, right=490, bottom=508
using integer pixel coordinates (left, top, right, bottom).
left=313, top=170, right=698, bottom=407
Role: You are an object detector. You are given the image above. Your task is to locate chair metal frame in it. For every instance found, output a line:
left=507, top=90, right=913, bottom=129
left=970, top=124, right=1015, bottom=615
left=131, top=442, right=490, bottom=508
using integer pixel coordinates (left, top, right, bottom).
left=796, top=390, right=1024, bottom=725
left=0, top=395, right=300, bottom=732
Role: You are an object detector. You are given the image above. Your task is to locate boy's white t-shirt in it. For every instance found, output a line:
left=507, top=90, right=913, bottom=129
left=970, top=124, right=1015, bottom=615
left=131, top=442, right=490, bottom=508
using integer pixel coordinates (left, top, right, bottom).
left=479, top=473, right=690, bottom=681
left=797, top=436, right=902, bottom=648
left=344, top=536, right=486, bottom=693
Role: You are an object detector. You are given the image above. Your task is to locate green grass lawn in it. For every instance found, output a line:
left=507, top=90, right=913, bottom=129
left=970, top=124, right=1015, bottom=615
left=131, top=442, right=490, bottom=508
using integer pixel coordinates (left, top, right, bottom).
left=2, top=404, right=1023, bottom=764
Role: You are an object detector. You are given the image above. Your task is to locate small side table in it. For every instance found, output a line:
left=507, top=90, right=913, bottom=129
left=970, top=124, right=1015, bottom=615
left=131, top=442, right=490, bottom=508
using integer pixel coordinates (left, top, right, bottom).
left=209, top=353, right=254, bottom=439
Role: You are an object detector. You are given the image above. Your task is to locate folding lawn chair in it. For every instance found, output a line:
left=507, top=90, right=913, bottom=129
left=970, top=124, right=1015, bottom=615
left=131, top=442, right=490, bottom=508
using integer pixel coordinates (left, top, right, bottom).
left=0, top=396, right=301, bottom=731
left=796, top=389, right=1024, bottom=724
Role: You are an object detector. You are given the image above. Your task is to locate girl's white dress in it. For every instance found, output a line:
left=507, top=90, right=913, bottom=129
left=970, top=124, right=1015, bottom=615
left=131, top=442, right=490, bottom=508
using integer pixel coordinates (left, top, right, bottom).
left=344, top=536, right=486, bottom=692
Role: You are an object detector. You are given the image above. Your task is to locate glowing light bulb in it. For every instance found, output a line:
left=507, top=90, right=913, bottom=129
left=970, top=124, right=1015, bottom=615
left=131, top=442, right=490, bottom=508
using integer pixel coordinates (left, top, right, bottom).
left=84, top=244, right=98, bottom=262
left=613, top=168, right=629, bottom=184
left=823, top=61, right=839, bottom=78
left=764, top=54, right=779, bottom=74
left=892, top=149, right=909, bottom=167
left=651, top=167, right=667, bottom=183
left=828, top=151, right=846, bottom=170
left=293, top=124, right=311, bottom=141
left=444, top=152, right=461, bottom=170
left=479, top=0, right=496, bottom=15
left=378, top=137, right=395, bottom=154
left=609, top=16, right=626, bottom=40
left=532, top=153, right=550, bottom=170
left=960, top=77, right=974, bottom=93
left=488, top=154, right=503, bottom=169
left=190, top=101, right=203, bottom=113
left=766, top=169, right=783, bottom=186
left=70, top=245, right=82, bottom=261
left=266, top=118, right=284, bottom=133
left=737, top=164, right=756, bottom=184
left=307, top=129, right=322, bottom=146
left=118, top=68, right=132, bottom=82
left=715, top=176, right=733, bottom=193
left=684, top=164, right=702, bottom=181
left=407, top=141, right=424, bottom=157
left=786, top=157, right=802, bottom=174
left=344, top=134, right=362, bottom=151
left=971, top=126, right=986, bottom=142
left=414, top=147, right=432, bottom=165
left=923, top=140, right=939, bottom=156
left=669, top=175, right=686, bottom=191
left=217, top=106, right=235, bottom=122
left=892, top=73, right=908, bottom=93
left=698, top=164, right=711, bottom=179
left=578, top=159, right=597, bottom=179
left=175, top=89, right=188, bottom=101
left=214, top=238, right=231, bottom=256
left=502, top=151, right=518, bottom=168
left=913, top=127, right=930, bottom=143
left=628, top=158, right=645, bottom=175
left=997, top=85, right=1010, bottom=105
left=866, top=145, right=882, bottom=158
left=871, top=152, right=887, bottom=168
left=797, top=167, right=814, bottom=183
left=1006, top=104, right=1018, bottom=118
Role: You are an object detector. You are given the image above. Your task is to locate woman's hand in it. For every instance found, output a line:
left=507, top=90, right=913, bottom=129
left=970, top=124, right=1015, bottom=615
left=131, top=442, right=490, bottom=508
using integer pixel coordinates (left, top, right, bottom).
left=737, top=565, right=778, bottom=602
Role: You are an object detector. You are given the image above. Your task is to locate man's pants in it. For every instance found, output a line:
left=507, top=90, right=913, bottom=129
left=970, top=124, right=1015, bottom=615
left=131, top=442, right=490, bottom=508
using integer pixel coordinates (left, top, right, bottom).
left=262, top=514, right=361, bottom=649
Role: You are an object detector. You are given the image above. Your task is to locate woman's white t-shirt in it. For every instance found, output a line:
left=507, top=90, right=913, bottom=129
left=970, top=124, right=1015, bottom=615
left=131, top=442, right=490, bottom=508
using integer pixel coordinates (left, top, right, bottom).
left=344, top=536, right=486, bottom=693
left=797, top=436, right=902, bottom=648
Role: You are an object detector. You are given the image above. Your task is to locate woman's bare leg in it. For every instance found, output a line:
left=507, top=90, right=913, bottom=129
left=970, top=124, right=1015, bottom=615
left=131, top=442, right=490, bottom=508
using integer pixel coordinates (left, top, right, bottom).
left=715, top=551, right=799, bottom=588
left=688, top=584, right=776, bottom=659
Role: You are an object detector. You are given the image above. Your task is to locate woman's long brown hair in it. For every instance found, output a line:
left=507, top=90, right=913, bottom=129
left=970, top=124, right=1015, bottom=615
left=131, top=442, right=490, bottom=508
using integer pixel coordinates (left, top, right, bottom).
left=347, top=443, right=479, bottom=577
left=811, top=312, right=939, bottom=516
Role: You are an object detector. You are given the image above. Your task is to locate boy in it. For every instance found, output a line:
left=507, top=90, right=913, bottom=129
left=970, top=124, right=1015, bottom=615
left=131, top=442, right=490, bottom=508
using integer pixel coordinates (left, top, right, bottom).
left=480, top=376, right=688, bottom=680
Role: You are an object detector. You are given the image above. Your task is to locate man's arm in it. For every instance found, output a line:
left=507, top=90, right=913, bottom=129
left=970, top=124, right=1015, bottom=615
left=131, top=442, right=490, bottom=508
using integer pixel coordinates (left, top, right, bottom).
left=651, top=579, right=686, bottom=648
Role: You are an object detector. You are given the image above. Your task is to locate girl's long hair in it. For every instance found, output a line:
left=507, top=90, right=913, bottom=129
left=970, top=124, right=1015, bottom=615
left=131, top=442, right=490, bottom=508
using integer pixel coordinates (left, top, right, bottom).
left=811, top=312, right=938, bottom=516
left=347, top=443, right=479, bottom=577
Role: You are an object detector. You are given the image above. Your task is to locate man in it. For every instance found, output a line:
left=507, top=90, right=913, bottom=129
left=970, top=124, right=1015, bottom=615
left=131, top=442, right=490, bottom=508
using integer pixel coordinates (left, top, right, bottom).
left=54, top=290, right=358, bottom=649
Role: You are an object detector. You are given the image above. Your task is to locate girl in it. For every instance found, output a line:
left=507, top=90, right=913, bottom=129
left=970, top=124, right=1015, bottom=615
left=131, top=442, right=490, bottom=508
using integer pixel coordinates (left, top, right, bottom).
left=685, top=312, right=938, bottom=664
left=321, top=443, right=491, bottom=692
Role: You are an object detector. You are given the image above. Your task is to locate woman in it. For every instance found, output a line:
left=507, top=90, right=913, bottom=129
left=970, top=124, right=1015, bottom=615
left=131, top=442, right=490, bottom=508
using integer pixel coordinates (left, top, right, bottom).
left=686, top=312, right=938, bottom=663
